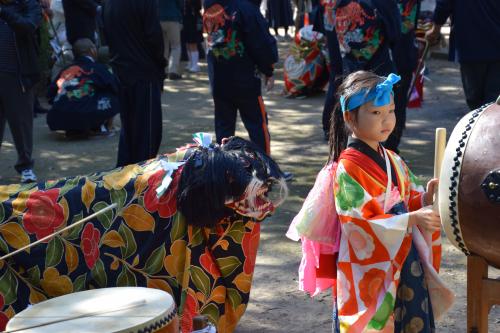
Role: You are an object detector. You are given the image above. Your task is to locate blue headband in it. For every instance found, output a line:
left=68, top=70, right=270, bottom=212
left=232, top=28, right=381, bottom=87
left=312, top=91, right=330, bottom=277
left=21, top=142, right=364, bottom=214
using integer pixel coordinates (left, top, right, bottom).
left=340, top=73, right=401, bottom=113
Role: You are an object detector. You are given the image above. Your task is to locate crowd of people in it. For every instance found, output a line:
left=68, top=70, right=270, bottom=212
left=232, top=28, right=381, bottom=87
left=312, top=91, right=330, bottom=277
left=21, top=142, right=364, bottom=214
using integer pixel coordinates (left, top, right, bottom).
left=0, top=0, right=499, bottom=332
left=1, top=0, right=498, bottom=185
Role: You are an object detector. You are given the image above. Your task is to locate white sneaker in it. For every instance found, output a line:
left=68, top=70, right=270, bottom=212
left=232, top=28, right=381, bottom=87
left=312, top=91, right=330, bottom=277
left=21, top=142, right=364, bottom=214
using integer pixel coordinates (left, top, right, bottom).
left=21, top=169, right=37, bottom=183
left=189, top=65, right=200, bottom=73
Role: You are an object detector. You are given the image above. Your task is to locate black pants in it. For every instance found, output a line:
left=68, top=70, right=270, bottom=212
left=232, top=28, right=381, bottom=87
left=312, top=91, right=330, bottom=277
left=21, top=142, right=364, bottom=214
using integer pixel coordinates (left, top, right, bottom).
left=322, top=28, right=343, bottom=137
left=384, top=71, right=412, bottom=153
left=0, top=72, right=35, bottom=173
left=322, top=76, right=338, bottom=136
left=116, top=80, right=163, bottom=167
left=213, top=95, right=270, bottom=154
left=460, top=61, right=500, bottom=110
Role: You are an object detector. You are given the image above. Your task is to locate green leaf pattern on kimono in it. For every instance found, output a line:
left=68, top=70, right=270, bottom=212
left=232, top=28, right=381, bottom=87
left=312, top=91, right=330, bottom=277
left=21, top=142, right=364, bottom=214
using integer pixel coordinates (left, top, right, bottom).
left=335, top=172, right=366, bottom=211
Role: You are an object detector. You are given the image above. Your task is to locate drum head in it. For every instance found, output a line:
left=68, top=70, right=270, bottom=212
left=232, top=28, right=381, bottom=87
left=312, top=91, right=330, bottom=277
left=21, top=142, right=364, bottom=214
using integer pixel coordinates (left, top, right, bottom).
left=6, top=287, right=176, bottom=333
left=439, top=102, right=500, bottom=268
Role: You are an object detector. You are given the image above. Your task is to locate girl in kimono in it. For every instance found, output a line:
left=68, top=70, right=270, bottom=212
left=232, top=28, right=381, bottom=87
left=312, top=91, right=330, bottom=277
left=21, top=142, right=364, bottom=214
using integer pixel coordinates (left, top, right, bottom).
left=329, top=70, right=453, bottom=332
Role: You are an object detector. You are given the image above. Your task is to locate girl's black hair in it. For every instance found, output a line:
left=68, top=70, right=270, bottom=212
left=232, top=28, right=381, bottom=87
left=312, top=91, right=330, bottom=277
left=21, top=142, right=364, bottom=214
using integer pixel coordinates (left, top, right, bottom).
left=327, top=71, right=384, bottom=163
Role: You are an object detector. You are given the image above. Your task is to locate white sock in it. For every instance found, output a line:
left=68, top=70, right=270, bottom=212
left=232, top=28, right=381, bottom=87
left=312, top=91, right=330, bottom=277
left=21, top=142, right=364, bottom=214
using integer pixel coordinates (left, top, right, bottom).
left=190, top=51, right=199, bottom=71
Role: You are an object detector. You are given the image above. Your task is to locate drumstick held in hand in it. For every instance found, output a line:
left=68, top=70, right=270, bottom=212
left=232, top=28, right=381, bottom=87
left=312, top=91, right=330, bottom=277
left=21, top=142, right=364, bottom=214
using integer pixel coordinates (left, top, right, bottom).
left=433, top=128, right=447, bottom=212
left=0, top=203, right=117, bottom=262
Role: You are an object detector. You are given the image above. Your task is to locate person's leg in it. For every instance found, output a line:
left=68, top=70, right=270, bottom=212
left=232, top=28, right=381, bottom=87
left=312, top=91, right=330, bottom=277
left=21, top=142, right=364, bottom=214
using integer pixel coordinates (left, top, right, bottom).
left=384, top=71, right=412, bottom=153
left=460, top=62, right=488, bottom=110
left=213, top=97, right=238, bottom=145
left=0, top=73, right=35, bottom=174
left=187, top=43, right=199, bottom=72
left=167, top=21, right=182, bottom=77
left=116, top=80, right=163, bottom=167
left=322, top=78, right=336, bottom=140
left=185, top=43, right=192, bottom=70
left=237, top=95, right=271, bottom=155
left=116, top=83, right=133, bottom=167
left=160, top=21, right=171, bottom=75
left=483, top=61, right=500, bottom=105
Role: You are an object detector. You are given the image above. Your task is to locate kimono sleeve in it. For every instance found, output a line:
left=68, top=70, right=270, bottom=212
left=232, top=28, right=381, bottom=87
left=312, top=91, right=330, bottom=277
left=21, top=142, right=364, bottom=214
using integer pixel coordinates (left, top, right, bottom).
left=404, top=161, right=425, bottom=212
left=334, top=159, right=410, bottom=262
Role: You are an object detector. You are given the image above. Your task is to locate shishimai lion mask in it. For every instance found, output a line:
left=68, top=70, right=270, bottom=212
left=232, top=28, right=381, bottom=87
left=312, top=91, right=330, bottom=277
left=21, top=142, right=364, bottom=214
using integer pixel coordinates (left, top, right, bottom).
left=177, top=136, right=288, bottom=228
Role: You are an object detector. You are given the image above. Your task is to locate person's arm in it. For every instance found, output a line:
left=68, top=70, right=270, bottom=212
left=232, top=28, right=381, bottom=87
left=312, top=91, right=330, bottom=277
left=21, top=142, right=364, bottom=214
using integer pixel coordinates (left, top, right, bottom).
left=142, top=0, right=167, bottom=73
left=241, top=6, right=277, bottom=79
left=93, top=64, right=121, bottom=94
left=433, top=0, right=452, bottom=26
left=47, top=76, right=59, bottom=104
left=374, top=0, right=402, bottom=46
left=72, top=0, right=100, bottom=15
left=0, top=0, right=42, bottom=36
left=334, top=159, right=440, bottom=258
left=426, top=0, right=453, bottom=43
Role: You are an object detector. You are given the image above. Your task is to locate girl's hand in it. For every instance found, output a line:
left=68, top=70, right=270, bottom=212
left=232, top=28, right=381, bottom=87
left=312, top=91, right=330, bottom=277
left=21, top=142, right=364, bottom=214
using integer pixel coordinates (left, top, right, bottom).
left=423, top=178, right=439, bottom=206
left=409, top=206, right=441, bottom=233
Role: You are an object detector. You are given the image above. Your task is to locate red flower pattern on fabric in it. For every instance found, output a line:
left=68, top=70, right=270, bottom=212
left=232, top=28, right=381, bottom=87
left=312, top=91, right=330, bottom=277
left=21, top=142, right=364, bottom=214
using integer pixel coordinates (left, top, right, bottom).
left=0, top=294, right=8, bottom=330
left=144, top=168, right=182, bottom=218
left=80, top=223, right=101, bottom=269
left=23, top=189, right=64, bottom=241
left=180, top=292, right=198, bottom=333
left=242, top=223, right=260, bottom=274
left=359, top=268, right=386, bottom=307
left=200, top=248, right=221, bottom=279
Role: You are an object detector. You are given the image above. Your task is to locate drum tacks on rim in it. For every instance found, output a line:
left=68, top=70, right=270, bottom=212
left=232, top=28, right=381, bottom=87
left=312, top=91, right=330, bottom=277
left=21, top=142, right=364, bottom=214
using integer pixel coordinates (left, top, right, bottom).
left=438, top=102, right=500, bottom=269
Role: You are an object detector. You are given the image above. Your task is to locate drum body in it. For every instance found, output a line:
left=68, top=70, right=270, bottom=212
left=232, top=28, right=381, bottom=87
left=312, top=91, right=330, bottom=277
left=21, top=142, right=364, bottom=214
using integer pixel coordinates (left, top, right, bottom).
left=439, top=103, right=500, bottom=269
left=6, top=287, right=178, bottom=333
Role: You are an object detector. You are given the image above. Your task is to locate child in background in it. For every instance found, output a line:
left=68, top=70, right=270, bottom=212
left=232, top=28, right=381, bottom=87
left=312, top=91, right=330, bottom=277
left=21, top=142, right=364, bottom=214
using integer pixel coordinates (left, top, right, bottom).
left=329, top=71, right=453, bottom=332
left=182, top=0, right=203, bottom=73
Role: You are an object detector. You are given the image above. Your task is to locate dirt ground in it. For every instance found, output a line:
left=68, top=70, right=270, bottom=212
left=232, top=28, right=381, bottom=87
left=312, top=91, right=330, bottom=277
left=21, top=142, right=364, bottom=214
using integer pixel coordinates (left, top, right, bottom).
left=0, top=43, right=499, bottom=332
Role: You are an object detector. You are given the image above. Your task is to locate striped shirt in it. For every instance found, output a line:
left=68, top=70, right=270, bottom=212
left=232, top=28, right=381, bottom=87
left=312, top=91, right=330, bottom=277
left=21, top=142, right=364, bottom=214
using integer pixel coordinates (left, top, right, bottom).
left=0, top=19, right=19, bottom=73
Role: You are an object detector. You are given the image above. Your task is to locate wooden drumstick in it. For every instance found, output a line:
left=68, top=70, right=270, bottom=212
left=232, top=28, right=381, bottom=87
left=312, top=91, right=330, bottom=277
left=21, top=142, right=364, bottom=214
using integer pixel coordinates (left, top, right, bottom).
left=0, top=203, right=117, bottom=261
left=433, top=128, right=447, bottom=211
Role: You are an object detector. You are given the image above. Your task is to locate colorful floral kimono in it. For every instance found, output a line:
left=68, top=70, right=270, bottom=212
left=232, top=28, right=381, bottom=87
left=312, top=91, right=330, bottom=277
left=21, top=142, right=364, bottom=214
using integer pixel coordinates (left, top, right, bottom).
left=0, top=146, right=260, bottom=333
left=333, top=139, right=453, bottom=333
left=283, top=25, right=329, bottom=97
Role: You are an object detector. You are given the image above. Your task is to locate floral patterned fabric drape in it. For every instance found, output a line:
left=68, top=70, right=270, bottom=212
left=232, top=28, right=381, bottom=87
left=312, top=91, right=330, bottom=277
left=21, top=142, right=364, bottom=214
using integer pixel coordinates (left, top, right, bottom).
left=0, top=148, right=259, bottom=333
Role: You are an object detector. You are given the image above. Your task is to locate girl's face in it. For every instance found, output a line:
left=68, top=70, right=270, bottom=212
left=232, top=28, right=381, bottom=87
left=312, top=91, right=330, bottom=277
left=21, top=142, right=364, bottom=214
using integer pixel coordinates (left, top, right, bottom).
left=344, top=95, right=396, bottom=150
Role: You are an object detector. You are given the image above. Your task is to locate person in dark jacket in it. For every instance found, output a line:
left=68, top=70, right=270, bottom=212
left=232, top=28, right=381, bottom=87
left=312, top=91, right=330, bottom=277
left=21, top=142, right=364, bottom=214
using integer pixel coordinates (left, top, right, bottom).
left=0, top=0, right=41, bottom=183
left=335, top=0, right=401, bottom=76
left=47, top=38, right=120, bottom=137
left=102, top=0, right=167, bottom=167
left=62, top=0, right=100, bottom=45
left=204, top=0, right=277, bottom=156
left=427, top=0, right=500, bottom=110
left=315, top=0, right=343, bottom=140
left=320, top=0, right=401, bottom=141
left=385, top=0, right=420, bottom=153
